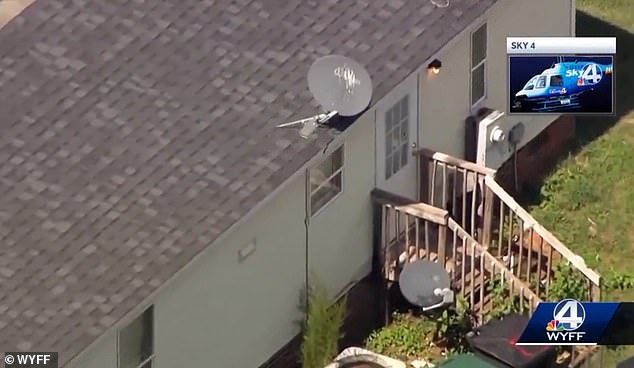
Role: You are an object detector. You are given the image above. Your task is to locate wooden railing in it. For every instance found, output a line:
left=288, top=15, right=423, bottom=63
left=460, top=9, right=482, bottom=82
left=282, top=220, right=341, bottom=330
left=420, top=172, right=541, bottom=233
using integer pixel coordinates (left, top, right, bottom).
left=372, top=186, right=600, bottom=367
left=414, top=148, right=602, bottom=367
left=372, top=189, right=541, bottom=325
left=416, top=148, right=601, bottom=303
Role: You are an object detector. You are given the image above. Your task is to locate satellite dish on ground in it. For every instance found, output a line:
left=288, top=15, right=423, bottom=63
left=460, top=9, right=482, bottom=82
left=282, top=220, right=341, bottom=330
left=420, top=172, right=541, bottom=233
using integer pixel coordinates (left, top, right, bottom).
left=276, top=55, right=373, bottom=138
left=398, top=260, right=453, bottom=312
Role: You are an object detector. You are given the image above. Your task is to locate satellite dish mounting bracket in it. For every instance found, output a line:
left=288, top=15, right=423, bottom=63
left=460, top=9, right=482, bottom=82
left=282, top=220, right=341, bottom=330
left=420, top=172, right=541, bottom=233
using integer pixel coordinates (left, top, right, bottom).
left=276, top=111, right=338, bottom=138
left=421, top=288, right=454, bottom=312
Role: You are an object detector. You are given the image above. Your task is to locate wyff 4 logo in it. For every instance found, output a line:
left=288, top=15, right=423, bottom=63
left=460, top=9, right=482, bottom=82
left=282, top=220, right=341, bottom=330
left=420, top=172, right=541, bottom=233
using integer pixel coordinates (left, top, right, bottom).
left=546, top=299, right=587, bottom=342
left=564, top=63, right=604, bottom=86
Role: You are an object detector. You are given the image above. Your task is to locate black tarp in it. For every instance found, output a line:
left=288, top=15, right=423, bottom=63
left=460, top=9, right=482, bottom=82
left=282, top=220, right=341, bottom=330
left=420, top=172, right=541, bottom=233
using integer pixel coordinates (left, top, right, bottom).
left=467, top=313, right=556, bottom=368
left=617, top=356, right=634, bottom=368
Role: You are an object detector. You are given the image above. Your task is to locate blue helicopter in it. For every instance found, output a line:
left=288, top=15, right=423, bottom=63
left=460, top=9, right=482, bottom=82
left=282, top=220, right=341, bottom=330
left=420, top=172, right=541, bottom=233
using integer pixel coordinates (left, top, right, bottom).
left=512, top=58, right=613, bottom=112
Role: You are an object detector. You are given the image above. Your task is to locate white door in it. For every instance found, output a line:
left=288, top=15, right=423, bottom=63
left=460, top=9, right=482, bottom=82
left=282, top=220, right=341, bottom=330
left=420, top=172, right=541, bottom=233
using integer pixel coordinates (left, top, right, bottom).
left=376, top=74, right=419, bottom=200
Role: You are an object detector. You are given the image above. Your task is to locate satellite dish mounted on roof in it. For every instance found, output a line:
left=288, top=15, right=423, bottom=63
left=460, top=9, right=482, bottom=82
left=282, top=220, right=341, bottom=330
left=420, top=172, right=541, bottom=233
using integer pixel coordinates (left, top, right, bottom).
left=276, top=55, right=373, bottom=138
left=398, top=260, right=454, bottom=312
left=430, top=0, right=450, bottom=8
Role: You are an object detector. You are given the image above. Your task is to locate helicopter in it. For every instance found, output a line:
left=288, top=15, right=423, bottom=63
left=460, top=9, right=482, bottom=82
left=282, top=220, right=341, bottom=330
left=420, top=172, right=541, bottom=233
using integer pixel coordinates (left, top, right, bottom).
left=512, top=58, right=613, bottom=112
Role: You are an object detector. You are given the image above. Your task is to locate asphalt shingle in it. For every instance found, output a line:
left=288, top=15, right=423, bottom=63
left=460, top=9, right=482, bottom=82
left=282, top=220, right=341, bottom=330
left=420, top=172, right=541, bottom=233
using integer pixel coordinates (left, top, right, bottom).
left=0, top=0, right=498, bottom=364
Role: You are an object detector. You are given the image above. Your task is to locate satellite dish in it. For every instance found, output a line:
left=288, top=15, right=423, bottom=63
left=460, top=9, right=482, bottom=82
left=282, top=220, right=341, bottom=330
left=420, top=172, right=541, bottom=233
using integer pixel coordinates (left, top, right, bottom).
left=398, top=260, right=453, bottom=312
left=276, top=55, right=373, bottom=138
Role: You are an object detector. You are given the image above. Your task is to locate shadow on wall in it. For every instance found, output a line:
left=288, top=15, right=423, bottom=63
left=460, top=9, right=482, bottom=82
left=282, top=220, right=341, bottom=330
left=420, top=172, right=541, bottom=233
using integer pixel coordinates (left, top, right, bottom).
left=573, top=10, right=634, bottom=148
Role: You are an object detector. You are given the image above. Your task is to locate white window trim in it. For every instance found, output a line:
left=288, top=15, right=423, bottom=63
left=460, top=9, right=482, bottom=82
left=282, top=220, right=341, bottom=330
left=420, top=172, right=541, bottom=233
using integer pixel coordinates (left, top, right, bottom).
left=136, top=355, right=154, bottom=368
left=470, top=22, right=487, bottom=108
left=309, top=145, right=344, bottom=217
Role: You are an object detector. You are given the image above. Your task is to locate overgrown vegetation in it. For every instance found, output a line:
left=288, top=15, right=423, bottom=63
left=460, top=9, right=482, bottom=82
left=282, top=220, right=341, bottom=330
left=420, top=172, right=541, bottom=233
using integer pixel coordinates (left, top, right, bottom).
left=300, top=280, right=347, bottom=368
left=546, top=262, right=588, bottom=302
left=433, top=296, right=476, bottom=353
left=364, top=296, right=476, bottom=363
left=364, top=263, right=606, bottom=365
left=365, top=313, right=437, bottom=362
left=527, top=1, right=634, bottom=364
left=487, top=277, right=522, bottom=320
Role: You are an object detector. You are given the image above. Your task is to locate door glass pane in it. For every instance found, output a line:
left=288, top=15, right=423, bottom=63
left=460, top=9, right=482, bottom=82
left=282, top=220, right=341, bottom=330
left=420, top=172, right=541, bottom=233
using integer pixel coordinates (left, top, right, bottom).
left=392, top=153, right=400, bottom=173
left=400, top=95, right=408, bottom=119
left=400, top=143, right=408, bottom=167
left=392, top=104, right=400, bottom=125
left=400, top=117, right=408, bottom=144
left=392, top=126, right=400, bottom=153
left=385, top=95, right=411, bottom=179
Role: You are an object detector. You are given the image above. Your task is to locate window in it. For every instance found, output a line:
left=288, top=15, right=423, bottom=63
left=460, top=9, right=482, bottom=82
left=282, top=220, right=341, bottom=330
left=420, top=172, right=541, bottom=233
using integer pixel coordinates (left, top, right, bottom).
left=385, top=95, right=409, bottom=180
left=119, top=306, right=153, bottom=368
left=536, top=76, right=547, bottom=88
left=310, top=146, right=343, bottom=215
left=550, top=75, right=563, bottom=87
left=470, top=23, right=487, bottom=106
left=523, top=76, right=538, bottom=91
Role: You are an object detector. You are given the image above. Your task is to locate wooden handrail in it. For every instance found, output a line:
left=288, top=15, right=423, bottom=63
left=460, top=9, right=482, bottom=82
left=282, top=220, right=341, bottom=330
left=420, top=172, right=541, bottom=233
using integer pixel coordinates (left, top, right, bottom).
left=371, top=189, right=449, bottom=225
left=448, top=219, right=542, bottom=304
left=447, top=218, right=542, bottom=310
left=483, top=176, right=601, bottom=285
left=415, top=147, right=497, bottom=176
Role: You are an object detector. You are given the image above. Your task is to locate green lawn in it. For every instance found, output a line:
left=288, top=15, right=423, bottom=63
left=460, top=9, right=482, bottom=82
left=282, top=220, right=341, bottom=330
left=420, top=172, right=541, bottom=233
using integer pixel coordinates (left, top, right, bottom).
left=528, top=0, right=634, bottom=365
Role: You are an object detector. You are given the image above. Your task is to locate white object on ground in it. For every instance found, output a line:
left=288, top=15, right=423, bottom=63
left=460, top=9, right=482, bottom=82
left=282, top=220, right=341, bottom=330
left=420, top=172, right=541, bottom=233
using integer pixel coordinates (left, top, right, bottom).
left=324, top=347, right=407, bottom=368
left=411, top=359, right=435, bottom=368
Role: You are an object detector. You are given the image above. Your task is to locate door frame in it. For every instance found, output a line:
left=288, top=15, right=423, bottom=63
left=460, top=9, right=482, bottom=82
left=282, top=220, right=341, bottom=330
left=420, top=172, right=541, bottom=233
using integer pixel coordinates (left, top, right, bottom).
left=374, top=72, right=420, bottom=201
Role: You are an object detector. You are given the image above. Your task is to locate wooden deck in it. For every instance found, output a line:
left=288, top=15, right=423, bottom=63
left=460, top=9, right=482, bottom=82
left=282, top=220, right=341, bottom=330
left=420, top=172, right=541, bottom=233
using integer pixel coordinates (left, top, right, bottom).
left=373, top=147, right=605, bottom=367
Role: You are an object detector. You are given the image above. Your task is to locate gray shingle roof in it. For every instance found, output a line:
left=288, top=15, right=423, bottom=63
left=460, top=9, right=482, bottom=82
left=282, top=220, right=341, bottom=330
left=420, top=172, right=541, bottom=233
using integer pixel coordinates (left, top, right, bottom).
left=0, top=0, right=498, bottom=364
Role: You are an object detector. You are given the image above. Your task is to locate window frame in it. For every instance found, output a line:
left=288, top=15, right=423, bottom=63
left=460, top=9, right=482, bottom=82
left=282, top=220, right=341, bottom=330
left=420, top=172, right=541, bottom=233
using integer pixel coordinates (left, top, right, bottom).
left=117, top=306, right=154, bottom=368
left=384, top=95, right=410, bottom=180
left=470, top=22, right=487, bottom=107
left=309, top=145, right=344, bottom=217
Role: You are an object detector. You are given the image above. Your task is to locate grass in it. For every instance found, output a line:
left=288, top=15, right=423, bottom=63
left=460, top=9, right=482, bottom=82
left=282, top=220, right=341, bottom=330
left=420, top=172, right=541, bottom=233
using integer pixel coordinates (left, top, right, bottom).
left=527, top=0, right=634, bottom=365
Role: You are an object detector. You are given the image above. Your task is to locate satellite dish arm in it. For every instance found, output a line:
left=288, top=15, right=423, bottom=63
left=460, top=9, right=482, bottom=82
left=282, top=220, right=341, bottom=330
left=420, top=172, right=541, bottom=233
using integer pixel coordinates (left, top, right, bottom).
left=276, top=111, right=338, bottom=128
left=421, top=288, right=454, bottom=312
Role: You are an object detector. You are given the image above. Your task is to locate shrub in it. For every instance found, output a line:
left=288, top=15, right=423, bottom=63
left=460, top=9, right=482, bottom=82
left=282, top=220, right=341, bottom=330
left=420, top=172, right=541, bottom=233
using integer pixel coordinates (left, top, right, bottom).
left=300, top=280, right=347, bottom=368
left=365, top=313, right=435, bottom=361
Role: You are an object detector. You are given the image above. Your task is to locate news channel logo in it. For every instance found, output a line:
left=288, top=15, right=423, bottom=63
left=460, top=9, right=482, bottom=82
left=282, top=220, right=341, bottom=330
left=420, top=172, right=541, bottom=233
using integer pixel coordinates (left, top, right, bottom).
left=516, top=298, right=610, bottom=346
left=516, top=298, right=634, bottom=345
left=544, top=299, right=587, bottom=342
left=4, top=352, right=58, bottom=368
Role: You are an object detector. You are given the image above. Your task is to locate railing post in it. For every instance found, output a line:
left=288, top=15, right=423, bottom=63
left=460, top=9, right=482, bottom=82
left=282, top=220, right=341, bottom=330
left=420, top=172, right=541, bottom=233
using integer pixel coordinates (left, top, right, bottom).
left=437, top=224, right=447, bottom=269
left=590, top=278, right=601, bottom=302
left=419, top=154, right=430, bottom=204
left=481, top=184, right=494, bottom=247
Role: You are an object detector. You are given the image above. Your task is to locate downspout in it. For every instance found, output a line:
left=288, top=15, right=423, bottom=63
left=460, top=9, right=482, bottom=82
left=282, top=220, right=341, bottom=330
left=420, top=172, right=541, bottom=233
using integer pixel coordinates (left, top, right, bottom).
left=303, top=168, right=311, bottom=320
left=416, top=71, right=421, bottom=201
